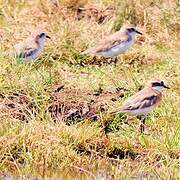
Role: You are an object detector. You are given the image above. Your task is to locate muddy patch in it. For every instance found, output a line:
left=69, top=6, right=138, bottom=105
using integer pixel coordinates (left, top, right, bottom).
left=0, top=85, right=125, bottom=124
left=75, top=143, right=138, bottom=160
left=48, top=85, right=125, bottom=124
left=107, top=148, right=138, bottom=160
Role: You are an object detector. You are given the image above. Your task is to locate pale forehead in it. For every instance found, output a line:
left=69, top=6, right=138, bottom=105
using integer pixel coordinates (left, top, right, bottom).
left=151, top=80, right=162, bottom=83
left=146, top=79, right=162, bottom=86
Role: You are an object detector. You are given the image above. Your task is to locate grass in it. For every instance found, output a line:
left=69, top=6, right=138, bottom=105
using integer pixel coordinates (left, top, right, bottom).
left=0, top=0, right=180, bottom=179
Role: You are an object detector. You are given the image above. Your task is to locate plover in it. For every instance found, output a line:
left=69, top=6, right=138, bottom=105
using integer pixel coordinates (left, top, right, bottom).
left=81, top=24, right=142, bottom=58
left=14, top=32, right=51, bottom=62
left=111, top=80, right=169, bottom=132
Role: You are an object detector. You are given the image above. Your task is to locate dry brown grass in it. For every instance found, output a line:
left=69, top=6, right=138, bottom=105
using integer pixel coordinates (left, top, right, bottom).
left=0, top=0, right=179, bottom=179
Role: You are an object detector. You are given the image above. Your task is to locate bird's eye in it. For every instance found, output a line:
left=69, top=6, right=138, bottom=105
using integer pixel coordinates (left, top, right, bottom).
left=131, top=28, right=135, bottom=31
left=39, top=33, right=45, bottom=38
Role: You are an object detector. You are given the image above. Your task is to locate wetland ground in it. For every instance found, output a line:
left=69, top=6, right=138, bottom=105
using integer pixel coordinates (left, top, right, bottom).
left=0, top=0, right=179, bottom=179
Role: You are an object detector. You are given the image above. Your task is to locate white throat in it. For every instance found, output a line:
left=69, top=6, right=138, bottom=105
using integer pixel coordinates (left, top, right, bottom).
left=38, top=37, right=46, bottom=48
left=129, top=31, right=136, bottom=40
left=152, top=86, right=164, bottom=92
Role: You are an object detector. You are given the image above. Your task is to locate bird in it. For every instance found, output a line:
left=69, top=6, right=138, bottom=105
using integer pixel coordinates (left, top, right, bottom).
left=80, top=24, right=142, bottom=58
left=111, top=80, right=170, bottom=132
left=13, top=32, right=51, bottom=62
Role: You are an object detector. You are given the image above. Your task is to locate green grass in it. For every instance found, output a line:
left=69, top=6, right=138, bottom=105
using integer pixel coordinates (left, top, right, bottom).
left=0, top=0, right=180, bottom=179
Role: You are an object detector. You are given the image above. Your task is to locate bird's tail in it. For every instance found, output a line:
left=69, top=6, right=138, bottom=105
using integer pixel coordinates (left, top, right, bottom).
left=110, top=108, right=125, bottom=114
left=80, top=47, right=96, bottom=55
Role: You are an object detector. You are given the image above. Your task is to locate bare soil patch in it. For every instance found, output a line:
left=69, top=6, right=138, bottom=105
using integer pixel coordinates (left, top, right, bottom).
left=0, top=85, right=125, bottom=124
left=48, top=84, right=125, bottom=124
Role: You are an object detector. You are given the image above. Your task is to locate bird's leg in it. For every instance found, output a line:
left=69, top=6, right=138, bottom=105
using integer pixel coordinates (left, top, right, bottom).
left=137, top=116, right=146, bottom=133
left=124, top=114, right=129, bottom=124
left=113, top=57, right=118, bottom=65
left=108, top=57, right=118, bottom=65
left=140, top=117, right=146, bottom=133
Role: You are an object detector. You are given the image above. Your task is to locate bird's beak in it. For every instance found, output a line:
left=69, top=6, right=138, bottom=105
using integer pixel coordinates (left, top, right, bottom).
left=135, top=30, right=142, bottom=35
left=163, top=84, right=170, bottom=89
left=46, top=35, right=51, bottom=39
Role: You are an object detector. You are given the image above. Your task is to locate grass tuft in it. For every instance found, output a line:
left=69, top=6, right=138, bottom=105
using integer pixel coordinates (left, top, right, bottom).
left=0, top=0, right=179, bottom=179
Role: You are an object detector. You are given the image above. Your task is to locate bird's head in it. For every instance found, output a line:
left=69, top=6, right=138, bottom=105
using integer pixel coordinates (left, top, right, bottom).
left=38, top=32, right=51, bottom=39
left=122, top=24, right=142, bottom=36
left=148, top=80, right=170, bottom=92
left=36, top=32, right=51, bottom=44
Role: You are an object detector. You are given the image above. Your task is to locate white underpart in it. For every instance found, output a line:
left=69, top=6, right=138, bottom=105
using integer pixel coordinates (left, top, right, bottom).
left=99, top=32, right=136, bottom=58
left=25, top=37, right=46, bottom=61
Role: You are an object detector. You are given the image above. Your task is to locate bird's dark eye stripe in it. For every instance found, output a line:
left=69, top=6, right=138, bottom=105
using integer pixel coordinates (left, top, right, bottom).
left=127, top=28, right=135, bottom=32
left=152, top=82, right=162, bottom=87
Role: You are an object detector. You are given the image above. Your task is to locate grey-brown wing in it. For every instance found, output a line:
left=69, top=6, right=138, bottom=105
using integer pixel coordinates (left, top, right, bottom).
left=83, top=31, right=129, bottom=54
left=95, top=39, right=125, bottom=53
left=14, top=38, right=38, bottom=58
left=122, top=94, right=159, bottom=111
left=96, top=32, right=129, bottom=52
left=18, top=47, right=38, bottom=58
